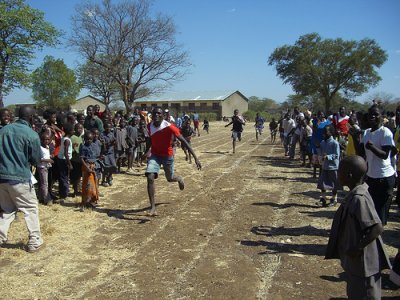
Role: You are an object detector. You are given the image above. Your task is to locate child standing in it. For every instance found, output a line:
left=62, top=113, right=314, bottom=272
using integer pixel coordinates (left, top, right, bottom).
left=136, top=120, right=149, bottom=167
left=79, top=131, right=99, bottom=211
left=317, top=125, right=341, bottom=207
left=38, top=132, right=54, bottom=205
left=325, top=155, right=391, bottom=299
left=91, top=128, right=103, bottom=186
left=126, top=117, right=138, bottom=173
left=57, top=123, right=73, bottom=203
left=300, top=117, right=313, bottom=167
left=100, top=123, right=117, bottom=186
left=115, top=118, right=129, bottom=173
left=70, top=123, right=84, bottom=197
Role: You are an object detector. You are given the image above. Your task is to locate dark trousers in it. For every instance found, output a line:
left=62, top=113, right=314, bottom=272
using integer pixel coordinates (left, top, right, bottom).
left=57, top=159, right=70, bottom=198
left=366, top=175, right=395, bottom=225
left=346, top=272, right=381, bottom=300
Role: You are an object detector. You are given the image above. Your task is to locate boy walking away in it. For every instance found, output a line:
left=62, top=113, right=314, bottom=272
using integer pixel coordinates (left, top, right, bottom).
left=317, top=125, right=341, bottom=207
left=192, top=111, right=200, bottom=136
left=325, top=155, right=391, bottom=300
left=225, top=109, right=245, bottom=154
left=38, top=133, right=54, bottom=205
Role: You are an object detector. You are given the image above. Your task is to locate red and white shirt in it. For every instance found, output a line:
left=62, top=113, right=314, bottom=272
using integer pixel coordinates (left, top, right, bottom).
left=148, top=120, right=181, bottom=157
left=333, top=115, right=349, bottom=136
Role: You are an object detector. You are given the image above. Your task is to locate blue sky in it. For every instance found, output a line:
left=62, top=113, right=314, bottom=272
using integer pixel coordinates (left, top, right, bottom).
left=4, top=0, right=400, bottom=106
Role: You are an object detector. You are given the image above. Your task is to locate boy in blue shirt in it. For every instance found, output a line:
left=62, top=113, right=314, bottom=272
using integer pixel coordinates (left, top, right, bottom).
left=317, top=125, right=341, bottom=207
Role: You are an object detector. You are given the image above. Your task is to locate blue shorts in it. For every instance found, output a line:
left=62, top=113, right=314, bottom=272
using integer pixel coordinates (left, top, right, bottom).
left=145, top=155, right=174, bottom=180
left=231, top=131, right=242, bottom=141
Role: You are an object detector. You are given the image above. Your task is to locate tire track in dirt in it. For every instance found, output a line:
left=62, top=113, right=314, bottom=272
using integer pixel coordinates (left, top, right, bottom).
left=165, top=135, right=272, bottom=299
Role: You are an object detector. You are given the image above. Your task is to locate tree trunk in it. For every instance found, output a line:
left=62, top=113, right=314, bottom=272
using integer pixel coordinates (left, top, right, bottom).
left=0, top=92, right=4, bottom=108
left=122, top=86, right=130, bottom=112
left=324, top=96, right=332, bottom=113
left=0, top=81, right=4, bottom=108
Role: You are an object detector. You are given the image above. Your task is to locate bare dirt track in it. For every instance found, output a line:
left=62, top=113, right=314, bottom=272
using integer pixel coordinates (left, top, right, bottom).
left=1, top=121, right=399, bottom=300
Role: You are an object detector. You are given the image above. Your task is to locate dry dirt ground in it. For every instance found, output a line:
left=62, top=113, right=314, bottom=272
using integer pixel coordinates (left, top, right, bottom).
left=1, top=121, right=400, bottom=300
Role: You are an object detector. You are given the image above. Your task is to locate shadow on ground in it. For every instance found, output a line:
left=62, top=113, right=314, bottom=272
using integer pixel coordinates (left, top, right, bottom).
left=252, top=201, right=317, bottom=209
left=240, top=239, right=326, bottom=256
left=250, top=225, right=330, bottom=238
left=95, top=202, right=170, bottom=223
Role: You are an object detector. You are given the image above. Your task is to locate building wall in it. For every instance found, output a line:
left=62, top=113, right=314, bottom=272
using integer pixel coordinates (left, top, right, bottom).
left=134, top=92, right=248, bottom=120
left=71, top=96, right=106, bottom=112
left=137, top=100, right=223, bottom=118
left=221, top=92, right=249, bottom=118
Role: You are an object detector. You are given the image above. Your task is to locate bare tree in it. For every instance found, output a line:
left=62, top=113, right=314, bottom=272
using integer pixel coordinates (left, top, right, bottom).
left=69, top=0, right=190, bottom=111
left=77, top=59, right=120, bottom=109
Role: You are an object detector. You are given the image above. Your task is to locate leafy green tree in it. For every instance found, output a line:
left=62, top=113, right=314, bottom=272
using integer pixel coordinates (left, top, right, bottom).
left=31, top=56, right=80, bottom=109
left=268, top=33, right=387, bottom=112
left=248, top=96, right=279, bottom=112
left=69, top=0, right=190, bottom=111
left=77, top=60, right=120, bottom=109
left=0, top=0, right=60, bottom=107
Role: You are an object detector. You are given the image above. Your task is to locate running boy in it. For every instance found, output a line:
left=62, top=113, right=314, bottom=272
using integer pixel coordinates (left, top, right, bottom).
left=203, top=118, right=209, bottom=134
left=269, top=118, right=278, bottom=144
left=181, top=119, right=195, bottom=163
left=144, top=107, right=201, bottom=216
left=325, top=155, right=391, bottom=299
left=254, top=113, right=265, bottom=141
left=225, top=109, right=245, bottom=154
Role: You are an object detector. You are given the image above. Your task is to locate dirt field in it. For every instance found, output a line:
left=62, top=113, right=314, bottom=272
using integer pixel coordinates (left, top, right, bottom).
left=1, top=121, right=399, bottom=299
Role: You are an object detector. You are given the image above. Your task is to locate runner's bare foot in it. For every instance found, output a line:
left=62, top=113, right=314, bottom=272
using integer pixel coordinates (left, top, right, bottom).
left=147, top=210, right=158, bottom=217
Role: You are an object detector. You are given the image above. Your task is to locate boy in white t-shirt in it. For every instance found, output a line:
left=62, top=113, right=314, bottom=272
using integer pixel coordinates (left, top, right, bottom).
left=352, top=105, right=396, bottom=225
left=38, top=133, right=54, bottom=205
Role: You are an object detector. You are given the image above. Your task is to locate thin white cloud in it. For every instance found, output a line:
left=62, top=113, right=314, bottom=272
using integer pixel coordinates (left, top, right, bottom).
left=228, top=8, right=236, bottom=13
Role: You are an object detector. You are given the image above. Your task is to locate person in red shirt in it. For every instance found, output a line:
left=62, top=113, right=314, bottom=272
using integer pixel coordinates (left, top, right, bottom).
left=332, top=106, right=349, bottom=137
left=144, top=107, right=201, bottom=216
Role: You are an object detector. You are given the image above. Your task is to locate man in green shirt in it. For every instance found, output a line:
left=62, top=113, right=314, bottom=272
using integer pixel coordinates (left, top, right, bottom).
left=0, top=106, right=43, bottom=253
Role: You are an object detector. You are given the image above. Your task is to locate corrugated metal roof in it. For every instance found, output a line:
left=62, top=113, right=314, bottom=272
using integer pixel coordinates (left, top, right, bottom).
left=134, top=90, right=239, bottom=103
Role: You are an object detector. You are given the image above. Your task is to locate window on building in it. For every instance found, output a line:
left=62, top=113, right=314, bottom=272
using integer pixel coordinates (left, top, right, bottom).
left=200, top=103, right=207, bottom=109
left=212, top=102, right=220, bottom=110
left=188, top=103, right=195, bottom=110
left=162, top=103, right=168, bottom=110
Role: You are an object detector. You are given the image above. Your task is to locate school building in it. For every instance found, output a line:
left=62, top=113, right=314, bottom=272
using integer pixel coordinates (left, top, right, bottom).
left=70, top=95, right=106, bottom=113
left=133, top=90, right=249, bottom=120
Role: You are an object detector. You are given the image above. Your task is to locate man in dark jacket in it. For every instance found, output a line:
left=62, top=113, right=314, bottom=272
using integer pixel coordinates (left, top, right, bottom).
left=0, top=106, right=43, bottom=252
